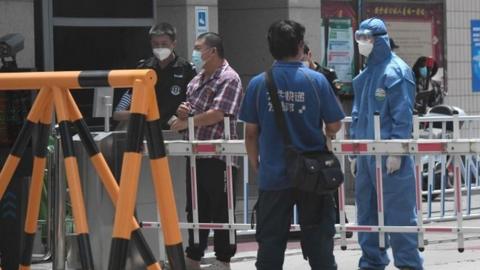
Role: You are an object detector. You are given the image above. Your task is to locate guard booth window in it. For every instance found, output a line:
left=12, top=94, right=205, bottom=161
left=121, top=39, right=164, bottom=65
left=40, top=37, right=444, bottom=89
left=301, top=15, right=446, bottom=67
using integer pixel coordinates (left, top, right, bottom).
left=53, top=27, right=151, bottom=129
left=53, top=0, right=153, bottom=18
left=47, top=0, right=155, bottom=129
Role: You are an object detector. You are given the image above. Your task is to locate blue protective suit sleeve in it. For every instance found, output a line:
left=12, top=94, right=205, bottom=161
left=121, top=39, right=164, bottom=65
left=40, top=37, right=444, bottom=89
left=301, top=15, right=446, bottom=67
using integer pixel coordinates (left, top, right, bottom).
left=386, top=78, right=415, bottom=139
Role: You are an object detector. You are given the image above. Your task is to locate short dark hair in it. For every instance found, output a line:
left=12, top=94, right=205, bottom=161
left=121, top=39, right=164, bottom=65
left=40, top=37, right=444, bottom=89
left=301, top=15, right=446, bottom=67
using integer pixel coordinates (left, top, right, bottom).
left=149, top=22, right=176, bottom=41
left=197, top=32, right=224, bottom=58
left=303, top=44, right=310, bottom=54
left=268, top=20, right=305, bottom=60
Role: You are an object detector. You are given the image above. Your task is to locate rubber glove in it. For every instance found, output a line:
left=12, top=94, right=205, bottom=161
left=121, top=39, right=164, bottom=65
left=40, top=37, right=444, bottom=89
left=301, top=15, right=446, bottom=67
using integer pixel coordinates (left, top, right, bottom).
left=386, top=156, right=401, bottom=174
left=349, top=157, right=357, bottom=177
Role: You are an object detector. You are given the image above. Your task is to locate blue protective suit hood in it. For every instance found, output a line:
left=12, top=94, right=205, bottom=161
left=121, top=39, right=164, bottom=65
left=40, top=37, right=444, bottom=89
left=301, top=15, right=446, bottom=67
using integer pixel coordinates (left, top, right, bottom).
left=359, top=18, right=391, bottom=65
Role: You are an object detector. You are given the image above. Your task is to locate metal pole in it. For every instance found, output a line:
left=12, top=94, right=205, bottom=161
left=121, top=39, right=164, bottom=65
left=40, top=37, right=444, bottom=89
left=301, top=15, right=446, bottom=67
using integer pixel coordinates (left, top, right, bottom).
left=223, top=117, right=235, bottom=246
left=188, top=116, right=200, bottom=246
left=413, top=114, right=425, bottom=251
left=337, top=124, right=348, bottom=251
left=52, top=130, right=66, bottom=270
left=103, top=96, right=112, bottom=132
left=440, top=121, right=447, bottom=217
left=427, top=122, right=434, bottom=218
left=452, top=112, right=464, bottom=253
left=42, top=0, right=54, bottom=71
left=373, top=113, right=385, bottom=250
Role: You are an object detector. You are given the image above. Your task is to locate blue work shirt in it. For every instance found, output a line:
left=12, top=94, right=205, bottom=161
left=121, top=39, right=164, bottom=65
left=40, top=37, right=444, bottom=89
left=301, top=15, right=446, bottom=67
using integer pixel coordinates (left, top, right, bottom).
left=239, top=61, right=345, bottom=191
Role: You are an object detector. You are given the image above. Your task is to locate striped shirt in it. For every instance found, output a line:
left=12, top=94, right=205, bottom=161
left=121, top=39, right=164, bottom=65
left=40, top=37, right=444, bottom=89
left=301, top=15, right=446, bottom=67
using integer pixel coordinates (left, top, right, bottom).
left=116, top=91, right=131, bottom=112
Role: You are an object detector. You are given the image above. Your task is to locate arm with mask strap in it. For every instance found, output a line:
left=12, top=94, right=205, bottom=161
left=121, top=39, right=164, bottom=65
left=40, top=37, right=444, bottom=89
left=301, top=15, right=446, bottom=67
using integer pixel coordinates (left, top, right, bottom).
left=385, top=73, right=415, bottom=174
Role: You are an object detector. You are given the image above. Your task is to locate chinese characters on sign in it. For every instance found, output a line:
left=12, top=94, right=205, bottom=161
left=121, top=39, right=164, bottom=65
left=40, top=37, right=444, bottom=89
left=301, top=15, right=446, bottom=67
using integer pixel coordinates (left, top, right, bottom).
left=267, top=90, right=305, bottom=113
left=326, top=19, right=354, bottom=93
left=372, top=7, right=426, bottom=17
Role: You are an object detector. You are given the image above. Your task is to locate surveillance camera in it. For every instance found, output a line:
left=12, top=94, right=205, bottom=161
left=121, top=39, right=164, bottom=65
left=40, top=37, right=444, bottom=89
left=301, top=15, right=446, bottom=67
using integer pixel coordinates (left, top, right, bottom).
left=0, top=33, right=24, bottom=58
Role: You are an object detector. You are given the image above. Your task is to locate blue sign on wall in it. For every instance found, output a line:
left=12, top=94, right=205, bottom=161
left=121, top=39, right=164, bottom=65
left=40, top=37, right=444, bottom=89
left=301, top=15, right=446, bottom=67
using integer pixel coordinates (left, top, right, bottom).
left=198, top=11, right=206, bottom=27
left=471, top=20, right=480, bottom=92
left=195, top=6, right=209, bottom=38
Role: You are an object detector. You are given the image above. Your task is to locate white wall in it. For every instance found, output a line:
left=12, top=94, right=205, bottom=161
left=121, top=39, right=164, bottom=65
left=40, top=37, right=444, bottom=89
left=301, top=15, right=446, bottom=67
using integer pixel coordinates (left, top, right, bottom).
left=0, top=0, right=35, bottom=68
left=445, top=0, right=480, bottom=135
left=445, top=1, right=480, bottom=111
left=156, top=0, right=218, bottom=64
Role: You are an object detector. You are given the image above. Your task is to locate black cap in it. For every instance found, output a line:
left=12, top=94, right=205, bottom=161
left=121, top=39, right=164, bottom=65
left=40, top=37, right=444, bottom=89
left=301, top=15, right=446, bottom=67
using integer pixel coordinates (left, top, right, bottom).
left=389, top=38, right=399, bottom=50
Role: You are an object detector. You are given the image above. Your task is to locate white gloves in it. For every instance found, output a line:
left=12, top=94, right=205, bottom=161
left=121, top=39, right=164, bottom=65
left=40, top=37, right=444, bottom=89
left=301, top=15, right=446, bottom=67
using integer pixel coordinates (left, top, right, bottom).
left=349, top=156, right=401, bottom=176
left=386, top=156, right=402, bottom=174
left=349, top=157, right=357, bottom=177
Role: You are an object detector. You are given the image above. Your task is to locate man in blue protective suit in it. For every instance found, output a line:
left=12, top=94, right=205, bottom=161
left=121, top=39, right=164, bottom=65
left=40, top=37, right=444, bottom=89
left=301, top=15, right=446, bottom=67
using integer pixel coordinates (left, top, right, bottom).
left=350, top=18, right=424, bottom=270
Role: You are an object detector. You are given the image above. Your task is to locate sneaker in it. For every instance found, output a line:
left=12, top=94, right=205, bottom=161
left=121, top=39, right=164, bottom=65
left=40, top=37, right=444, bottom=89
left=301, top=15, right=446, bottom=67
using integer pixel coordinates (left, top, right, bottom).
left=204, top=260, right=231, bottom=270
left=185, top=257, right=201, bottom=270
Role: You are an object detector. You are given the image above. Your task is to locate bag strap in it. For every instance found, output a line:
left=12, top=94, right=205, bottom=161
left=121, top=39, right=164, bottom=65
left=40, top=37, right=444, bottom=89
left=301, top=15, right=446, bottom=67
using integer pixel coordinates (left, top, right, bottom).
left=265, top=68, right=292, bottom=145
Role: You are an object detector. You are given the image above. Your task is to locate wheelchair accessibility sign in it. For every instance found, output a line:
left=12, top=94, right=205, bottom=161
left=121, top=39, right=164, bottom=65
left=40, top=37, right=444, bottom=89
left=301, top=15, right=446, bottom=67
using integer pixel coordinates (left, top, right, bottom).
left=195, top=6, right=209, bottom=38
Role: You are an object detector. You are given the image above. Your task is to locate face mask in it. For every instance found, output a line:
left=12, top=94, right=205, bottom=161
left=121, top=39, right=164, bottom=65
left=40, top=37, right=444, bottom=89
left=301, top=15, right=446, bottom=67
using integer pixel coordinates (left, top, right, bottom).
left=358, top=42, right=374, bottom=57
left=191, top=50, right=204, bottom=71
left=302, top=61, right=310, bottom=67
left=419, top=66, right=428, bottom=78
left=153, top=48, right=171, bottom=61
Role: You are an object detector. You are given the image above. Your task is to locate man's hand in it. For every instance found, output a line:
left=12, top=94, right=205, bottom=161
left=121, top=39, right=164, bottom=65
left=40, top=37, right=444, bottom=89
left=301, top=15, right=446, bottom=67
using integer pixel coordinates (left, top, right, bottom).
left=386, top=156, right=401, bottom=174
left=177, top=102, right=191, bottom=120
left=170, top=118, right=188, bottom=131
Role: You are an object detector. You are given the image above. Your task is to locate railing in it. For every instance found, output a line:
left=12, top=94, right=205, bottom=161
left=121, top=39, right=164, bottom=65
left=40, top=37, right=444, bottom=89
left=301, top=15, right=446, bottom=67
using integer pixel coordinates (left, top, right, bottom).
left=141, top=114, right=480, bottom=254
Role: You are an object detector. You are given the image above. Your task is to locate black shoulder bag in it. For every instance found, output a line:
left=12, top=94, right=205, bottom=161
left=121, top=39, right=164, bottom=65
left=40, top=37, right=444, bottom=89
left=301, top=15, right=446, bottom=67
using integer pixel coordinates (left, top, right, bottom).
left=265, top=68, right=344, bottom=195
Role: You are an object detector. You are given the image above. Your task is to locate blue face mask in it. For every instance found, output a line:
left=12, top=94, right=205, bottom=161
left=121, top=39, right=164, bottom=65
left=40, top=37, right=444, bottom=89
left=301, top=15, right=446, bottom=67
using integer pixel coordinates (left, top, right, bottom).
left=191, top=50, right=204, bottom=72
left=419, top=66, right=428, bottom=78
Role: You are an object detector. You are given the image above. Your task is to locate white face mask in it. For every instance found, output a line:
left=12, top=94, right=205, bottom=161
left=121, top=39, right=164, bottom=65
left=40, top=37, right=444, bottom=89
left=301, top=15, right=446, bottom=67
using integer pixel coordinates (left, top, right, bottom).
left=302, top=61, right=310, bottom=67
left=153, top=48, right=172, bottom=61
left=358, top=42, right=373, bottom=57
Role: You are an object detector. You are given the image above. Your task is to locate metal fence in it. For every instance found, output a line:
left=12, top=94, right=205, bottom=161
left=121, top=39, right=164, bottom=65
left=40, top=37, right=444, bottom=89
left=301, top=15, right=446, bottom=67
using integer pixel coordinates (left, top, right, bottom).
left=141, top=115, right=480, bottom=255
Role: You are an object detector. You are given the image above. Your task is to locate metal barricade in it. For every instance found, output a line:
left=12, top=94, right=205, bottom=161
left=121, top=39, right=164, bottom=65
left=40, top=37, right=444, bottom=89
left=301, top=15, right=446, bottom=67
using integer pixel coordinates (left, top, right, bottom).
left=141, top=114, right=480, bottom=253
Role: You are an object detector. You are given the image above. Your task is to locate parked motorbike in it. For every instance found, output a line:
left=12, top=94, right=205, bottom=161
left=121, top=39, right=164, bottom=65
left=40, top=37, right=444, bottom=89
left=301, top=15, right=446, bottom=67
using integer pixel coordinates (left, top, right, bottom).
left=412, top=56, right=464, bottom=200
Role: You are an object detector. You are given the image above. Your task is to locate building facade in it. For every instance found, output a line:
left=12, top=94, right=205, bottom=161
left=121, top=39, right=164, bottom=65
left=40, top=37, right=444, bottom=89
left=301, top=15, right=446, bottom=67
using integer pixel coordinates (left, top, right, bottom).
left=0, top=1, right=480, bottom=151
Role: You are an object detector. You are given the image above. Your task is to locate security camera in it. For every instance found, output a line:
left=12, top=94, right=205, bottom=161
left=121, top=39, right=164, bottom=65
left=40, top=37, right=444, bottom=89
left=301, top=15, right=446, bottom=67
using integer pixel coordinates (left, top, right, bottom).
left=0, top=33, right=24, bottom=58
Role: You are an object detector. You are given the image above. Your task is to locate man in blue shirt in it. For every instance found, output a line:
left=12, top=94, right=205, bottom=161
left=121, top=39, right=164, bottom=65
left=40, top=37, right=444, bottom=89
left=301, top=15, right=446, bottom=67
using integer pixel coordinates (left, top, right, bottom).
left=351, top=18, right=423, bottom=270
left=240, top=20, right=345, bottom=270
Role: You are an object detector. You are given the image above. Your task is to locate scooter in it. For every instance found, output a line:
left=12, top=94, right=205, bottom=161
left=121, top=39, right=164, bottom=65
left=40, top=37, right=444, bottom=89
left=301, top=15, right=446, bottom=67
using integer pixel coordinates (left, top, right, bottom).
left=414, top=77, right=470, bottom=200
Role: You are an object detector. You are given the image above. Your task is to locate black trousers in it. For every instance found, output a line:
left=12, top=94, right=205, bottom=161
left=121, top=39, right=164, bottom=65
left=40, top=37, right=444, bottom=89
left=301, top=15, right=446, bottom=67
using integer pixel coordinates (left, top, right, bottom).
left=255, top=189, right=337, bottom=270
left=185, top=158, right=237, bottom=263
